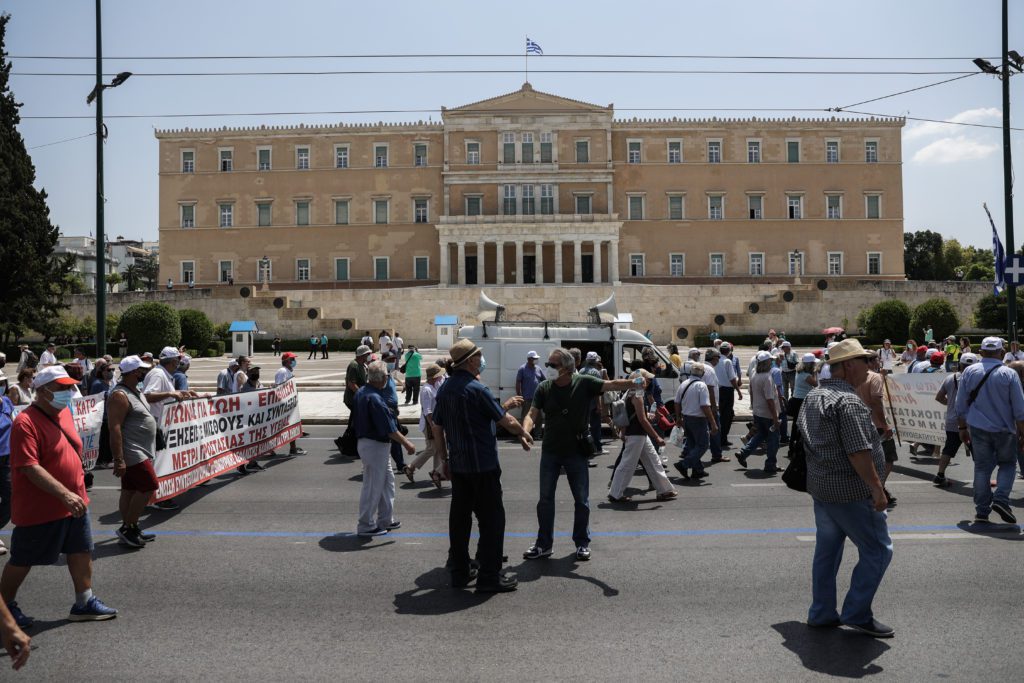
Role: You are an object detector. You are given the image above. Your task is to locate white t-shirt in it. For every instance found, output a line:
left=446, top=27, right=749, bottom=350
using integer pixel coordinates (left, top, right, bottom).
left=675, top=378, right=710, bottom=417
left=274, top=367, right=293, bottom=385
left=143, top=366, right=176, bottom=422
left=701, top=364, right=719, bottom=403
left=39, top=350, right=58, bottom=367
left=419, top=380, right=438, bottom=433
left=234, top=370, right=248, bottom=393
left=818, top=363, right=831, bottom=380
left=879, top=347, right=897, bottom=371
left=747, top=356, right=758, bottom=378
left=1004, top=351, right=1024, bottom=363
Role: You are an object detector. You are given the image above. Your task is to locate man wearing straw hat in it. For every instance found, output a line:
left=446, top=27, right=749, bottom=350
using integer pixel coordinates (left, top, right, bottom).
left=798, top=339, right=894, bottom=638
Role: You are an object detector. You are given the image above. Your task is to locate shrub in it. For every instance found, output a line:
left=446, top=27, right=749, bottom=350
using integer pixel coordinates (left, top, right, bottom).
left=213, top=322, right=231, bottom=341
left=974, top=292, right=1007, bottom=330
left=119, top=302, right=181, bottom=356
left=862, top=300, right=912, bottom=344
left=910, top=298, right=961, bottom=341
left=208, top=340, right=226, bottom=356
left=204, top=348, right=220, bottom=358
left=178, top=309, right=214, bottom=353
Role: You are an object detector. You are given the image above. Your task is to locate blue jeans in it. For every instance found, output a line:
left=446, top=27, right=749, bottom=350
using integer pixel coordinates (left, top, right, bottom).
left=590, top=407, right=604, bottom=450
left=969, top=427, right=1018, bottom=517
left=810, top=498, right=893, bottom=626
left=536, top=450, right=591, bottom=550
left=682, top=415, right=710, bottom=472
left=739, top=416, right=780, bottom=469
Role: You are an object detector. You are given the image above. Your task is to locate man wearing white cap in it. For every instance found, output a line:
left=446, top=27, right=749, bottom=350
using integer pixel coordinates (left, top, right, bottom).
left=780, top=341, right=798, bottom=400
left=933, top=353, right=979, bottom=487
left=1, top=366, right=118, bottom=628
left=798, top=339, right=893, bottom=638
left=954, top=337, right=1024, bottom=524
left=142, top=347, right=195, bottom=509
left=735, top=350, right=781, bottom=473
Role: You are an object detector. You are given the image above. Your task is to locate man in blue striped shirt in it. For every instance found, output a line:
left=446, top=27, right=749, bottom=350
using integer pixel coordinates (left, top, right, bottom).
left=953, top=336, right=1024, bottom=524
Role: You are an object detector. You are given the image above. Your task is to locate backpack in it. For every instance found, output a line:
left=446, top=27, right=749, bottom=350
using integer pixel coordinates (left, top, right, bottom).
left=610, top=392, right=631, bottom=428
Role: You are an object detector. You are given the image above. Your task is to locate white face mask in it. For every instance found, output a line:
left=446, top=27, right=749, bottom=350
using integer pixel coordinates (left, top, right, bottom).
left=545, top=366, right=560, bottom=380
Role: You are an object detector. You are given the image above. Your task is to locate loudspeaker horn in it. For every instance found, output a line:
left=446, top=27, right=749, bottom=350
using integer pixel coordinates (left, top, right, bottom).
left=588, top=293, right=617, bottom=323
left=478, top=290, right=506, bottom=322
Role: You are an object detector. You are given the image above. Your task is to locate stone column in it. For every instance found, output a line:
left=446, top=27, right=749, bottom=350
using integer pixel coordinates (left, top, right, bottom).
left=573, top=241, right=583, bottom=284
left=554, top=239, right=564, bottom=284
left=609, top=240, right=620, bottom=283
left=515, top=240, right=524, bottom=285
left=475, top=240, right=486, bottom=285
left=456, top=241, right=466, bottom=286
left=534, top=240, right=544, bottom=284
left=593, top=240, right=603, bottom=283
left=495, top=241, right=504, bottom=285
left=439, top=240, right=450, bottom=286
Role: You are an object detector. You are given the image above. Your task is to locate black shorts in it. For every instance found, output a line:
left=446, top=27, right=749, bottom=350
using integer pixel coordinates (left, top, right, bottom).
left=10, top=514, right=94, bottom=567
left=941, top=430, right=963, bottom=458
left=881, top=438, right=898, bottom=463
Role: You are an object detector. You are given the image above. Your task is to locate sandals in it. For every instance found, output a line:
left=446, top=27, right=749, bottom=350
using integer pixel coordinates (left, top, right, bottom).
left=429, top=470, right=443, bottom=490
left=656, top=491, right=678, bottom=501
left=403, top=465, right=415, bottom=483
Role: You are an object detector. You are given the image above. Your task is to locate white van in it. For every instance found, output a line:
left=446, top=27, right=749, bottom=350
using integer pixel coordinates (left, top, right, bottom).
left=456, top=321, right=680, bottom=406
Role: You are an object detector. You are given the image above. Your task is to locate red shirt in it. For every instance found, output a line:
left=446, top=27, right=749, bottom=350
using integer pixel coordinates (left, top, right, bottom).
left=10, top=405, right=89, bottom=526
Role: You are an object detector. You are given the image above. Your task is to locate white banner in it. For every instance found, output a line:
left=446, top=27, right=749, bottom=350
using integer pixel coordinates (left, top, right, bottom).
left=29, top=381, right=301, bottom=502
left=882, top=373, right=949, bottom=446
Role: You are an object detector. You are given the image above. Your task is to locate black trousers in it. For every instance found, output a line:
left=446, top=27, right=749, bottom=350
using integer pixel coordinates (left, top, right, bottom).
left=719, top=386, right=736, bottom=441
left=449, top=468, right=505, bottom=584
left=404, top=377, right=421, bottom=404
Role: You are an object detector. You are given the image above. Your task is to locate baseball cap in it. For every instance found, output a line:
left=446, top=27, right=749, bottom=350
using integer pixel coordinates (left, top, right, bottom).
left=801, top=352, right=816, bottom=364
left=527, top=350, right=540, bottom=360
left=585, top=351, right=600, bottom=362
left=31, top=365, right=80, bottom=389
left=281, top=352, right=297, bottom=361
left=688, top=348, right=701, bottom=358
left=916, top=345, right=929, bottom=353
left=119, top=355, right=153, bottom=373
left=980, top=336, right=1005, bottom=351
left=355, top=344, right=372, bottom=357
left=781, top=340, right=792, bottom=348
left=720, top=342, right=732, bottom=351
left=159, top=346, right=181, bottom=360
left=925, top=348, right=937, bottom=359
left=960, top=353, right=980, bottom=365
left=930, top=352, right=945, bottom=364
left=755, top=350, right=772, bottom=362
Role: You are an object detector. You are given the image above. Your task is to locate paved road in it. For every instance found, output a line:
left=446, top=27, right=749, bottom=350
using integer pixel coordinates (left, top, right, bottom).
left=6, top=427, right=1022, bottom=680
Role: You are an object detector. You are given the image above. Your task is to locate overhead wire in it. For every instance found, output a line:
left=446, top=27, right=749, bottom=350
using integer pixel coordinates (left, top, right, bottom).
left=26, top=131, right=96, bottom=149
left=8, top=52, right=999, bottom=61
left=12, top=69, right=979, bottom=77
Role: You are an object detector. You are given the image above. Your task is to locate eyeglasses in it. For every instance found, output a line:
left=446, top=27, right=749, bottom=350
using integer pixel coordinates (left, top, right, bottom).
left=545, top=362, right=561, bottom=369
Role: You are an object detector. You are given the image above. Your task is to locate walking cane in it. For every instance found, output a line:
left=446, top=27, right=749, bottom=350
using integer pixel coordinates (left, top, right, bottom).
left=881, top=372, right=901, bottom=448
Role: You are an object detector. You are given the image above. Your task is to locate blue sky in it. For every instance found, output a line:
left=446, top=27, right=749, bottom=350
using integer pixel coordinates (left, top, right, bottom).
left=4, top=0, right=1021, bottom=248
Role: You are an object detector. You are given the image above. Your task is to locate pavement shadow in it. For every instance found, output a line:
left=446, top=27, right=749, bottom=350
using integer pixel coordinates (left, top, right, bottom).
left=772, top=620, right=888, bottom=678
left=392, top=567, right=493, bottom=615
left=90, top=538, right=144, bottom=560
left=506, top=554, right=619, bottom=597
left=955, top=520, right=1024, bottom=540
left=743, top=470, right=781, bottom=480
left=891, top=464, right=974, bottom=499
left=95, top=474, right=238, bottom=526
left=318, top=533, right=395, bottom=552
left=23, top=619, right=71, bottom=638
left=416, top=487, right=451, bottom=499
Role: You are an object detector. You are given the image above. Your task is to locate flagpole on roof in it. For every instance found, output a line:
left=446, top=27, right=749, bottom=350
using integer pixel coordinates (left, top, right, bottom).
left=525, top=35, right=528, bottom=83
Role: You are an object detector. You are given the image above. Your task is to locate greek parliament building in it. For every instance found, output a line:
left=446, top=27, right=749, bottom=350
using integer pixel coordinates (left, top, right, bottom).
left=156, top=83, right=905, bottom=293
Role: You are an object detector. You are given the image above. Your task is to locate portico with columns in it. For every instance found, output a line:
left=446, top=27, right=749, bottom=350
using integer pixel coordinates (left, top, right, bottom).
left=437, top=214, right=621, bottom=286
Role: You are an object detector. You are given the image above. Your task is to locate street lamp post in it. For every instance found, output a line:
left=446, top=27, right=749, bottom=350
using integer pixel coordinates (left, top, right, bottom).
left=88, top=0, right=131, bottom=359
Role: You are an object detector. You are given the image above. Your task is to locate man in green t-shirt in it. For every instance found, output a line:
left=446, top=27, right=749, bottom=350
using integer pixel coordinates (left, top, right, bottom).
left=402, top=346, right=423, bottom=405
left=522, top=348, right=636, bottom=562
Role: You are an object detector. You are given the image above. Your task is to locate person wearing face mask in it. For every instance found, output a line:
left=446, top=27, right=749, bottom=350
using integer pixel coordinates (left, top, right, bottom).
left=88, top=359, right=115, bottom=398
left=273, top=353, right=307, bottom=456
left=172, top=355, right=192, bottom=391
left=143, top=347, right=196, bottom=506
left=2, top=365, right=119, bottom=628
left=522, top=347, right=637, bottom=563
left=107, top=356, right=160, bottom=549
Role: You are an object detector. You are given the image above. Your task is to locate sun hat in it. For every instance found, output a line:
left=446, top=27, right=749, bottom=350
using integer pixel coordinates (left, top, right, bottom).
left=450, top=339, right=482, bottom=367
left=31, top=365, right=80, bottom=389
left=426, top=365, right=446, bottom=381
left=826, top=339, right=875, bottom=365
left=355, top=345, right=373, bottom=357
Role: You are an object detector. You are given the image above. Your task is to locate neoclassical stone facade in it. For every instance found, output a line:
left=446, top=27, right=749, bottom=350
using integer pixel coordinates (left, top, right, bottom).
left=156, top=84, right=905, bottom=289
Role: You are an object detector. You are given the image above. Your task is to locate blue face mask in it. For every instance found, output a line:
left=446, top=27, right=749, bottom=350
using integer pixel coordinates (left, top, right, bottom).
left=47, top=388, right=75, bottom=411
left=289, top=360, right=297, bottom=369
left=479, top=356, right=487, bottom=373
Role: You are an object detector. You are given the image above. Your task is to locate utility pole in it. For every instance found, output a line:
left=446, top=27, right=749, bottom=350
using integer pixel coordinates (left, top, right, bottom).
left=1001, top=0, right=1017, bottom=339
left=95, top=0, right=106, bottom=359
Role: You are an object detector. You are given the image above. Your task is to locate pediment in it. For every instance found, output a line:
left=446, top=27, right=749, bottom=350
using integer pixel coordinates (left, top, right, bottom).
left=443, top=83, right=612, bottom=117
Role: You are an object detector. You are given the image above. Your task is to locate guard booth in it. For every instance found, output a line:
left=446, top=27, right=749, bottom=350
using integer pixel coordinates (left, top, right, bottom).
left=229, top=321, right=259, bottom=357
left=434, top=315, right=459, bottom=350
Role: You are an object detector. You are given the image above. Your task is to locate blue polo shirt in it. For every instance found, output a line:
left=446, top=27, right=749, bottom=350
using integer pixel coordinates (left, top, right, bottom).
left=353, top=384, right=398, bottom=442
left=954, top=357, right=1024, bottom=434
left=516, top=362, right=545, bottom=400
left=432, top=369, right=504, bottom=473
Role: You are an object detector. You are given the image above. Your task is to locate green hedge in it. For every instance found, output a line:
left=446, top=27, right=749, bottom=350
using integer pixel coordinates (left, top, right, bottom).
left=119, top=302, right=181, bottom=356
left=208, top=340, right=226, bottom=356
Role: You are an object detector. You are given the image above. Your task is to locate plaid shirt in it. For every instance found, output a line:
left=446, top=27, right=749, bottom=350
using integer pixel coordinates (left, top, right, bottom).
left=797, top=378, right=884, bottom=503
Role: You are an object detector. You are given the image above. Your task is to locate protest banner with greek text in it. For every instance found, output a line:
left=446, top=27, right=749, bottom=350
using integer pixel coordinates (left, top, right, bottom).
left=883, top=373, right=948, bottom=445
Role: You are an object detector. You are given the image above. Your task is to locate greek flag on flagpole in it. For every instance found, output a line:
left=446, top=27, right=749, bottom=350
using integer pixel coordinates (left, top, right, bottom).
left=985, top=202, right=1006, bottom=295
left=526, top=38, right=543, bottom=55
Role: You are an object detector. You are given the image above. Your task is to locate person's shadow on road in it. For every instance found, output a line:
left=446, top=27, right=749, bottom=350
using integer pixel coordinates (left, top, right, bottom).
left=772, top=620, right=889, bottom=678
left=506, top=554, right=619, bottom=597
left=392, top=567, right=493, bottom=615
left=318, top=533, right=394, bottom=552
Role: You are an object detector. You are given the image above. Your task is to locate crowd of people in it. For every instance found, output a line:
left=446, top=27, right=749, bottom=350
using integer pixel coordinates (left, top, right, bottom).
left=2, top=324, right=1023, bottom=666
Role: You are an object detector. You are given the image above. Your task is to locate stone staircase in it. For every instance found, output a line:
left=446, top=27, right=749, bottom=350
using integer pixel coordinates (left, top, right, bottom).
left=704, top=283, right=825, bottom=335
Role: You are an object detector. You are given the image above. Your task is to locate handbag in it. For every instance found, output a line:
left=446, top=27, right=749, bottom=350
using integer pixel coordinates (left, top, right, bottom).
left=782, top=435, right=808, bottom=493
left=668, top=425, right=686, bottom=449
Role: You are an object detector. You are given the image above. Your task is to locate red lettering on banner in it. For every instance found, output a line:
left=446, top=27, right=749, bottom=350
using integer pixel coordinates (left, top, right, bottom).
left=210, top=397, right=240, bottom=415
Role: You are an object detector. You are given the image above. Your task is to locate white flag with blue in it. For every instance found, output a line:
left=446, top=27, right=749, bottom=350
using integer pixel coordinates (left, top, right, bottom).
left=526, top=38, right=543, bottom=55
left=985, top=203, right=1006, bottom=295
